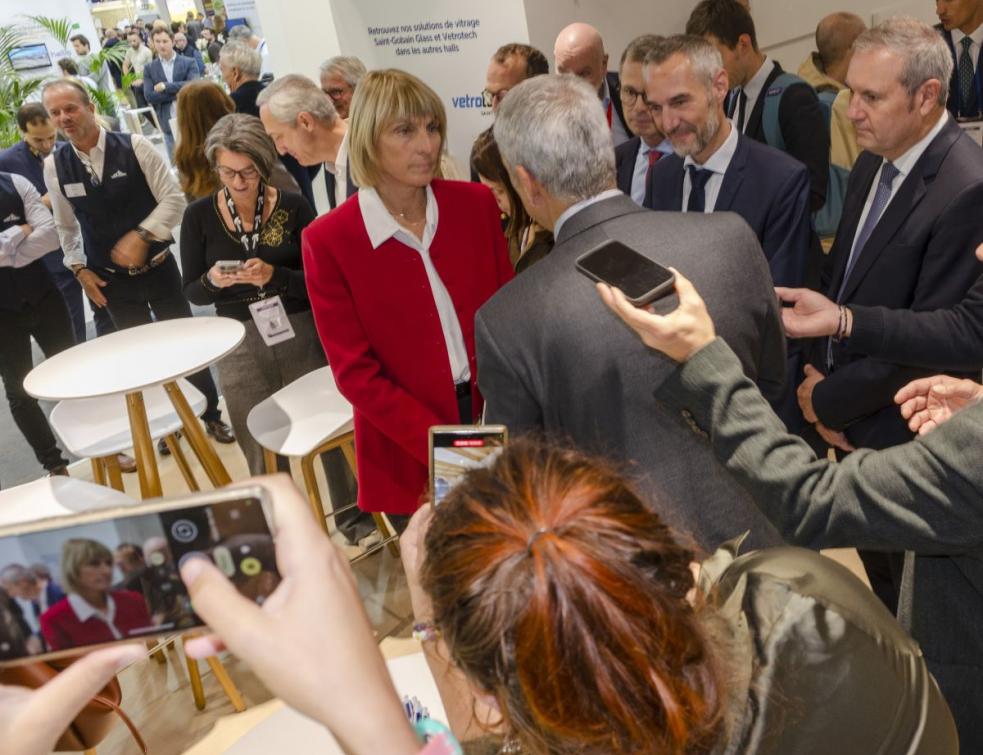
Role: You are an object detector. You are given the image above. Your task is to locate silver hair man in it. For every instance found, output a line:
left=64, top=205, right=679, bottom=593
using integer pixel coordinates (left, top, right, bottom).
left=853, top=16, right=952, bottom=106
left=219, top=40, right=261, bottom=80
left=319, top=56, right=367, bottom=88
left=257, top=73, right=337, bottom=125
left=493, top=73, right=615, bottom=203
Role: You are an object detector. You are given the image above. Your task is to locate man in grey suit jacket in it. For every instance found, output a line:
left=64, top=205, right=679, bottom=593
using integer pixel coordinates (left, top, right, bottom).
left=598, top=266, right=983, bottom=749
left=476, top=73, right=787, bottom=551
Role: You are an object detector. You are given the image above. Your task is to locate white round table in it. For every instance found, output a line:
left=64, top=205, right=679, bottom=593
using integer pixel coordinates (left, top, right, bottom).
left=24, top=317, right=245, bottom=499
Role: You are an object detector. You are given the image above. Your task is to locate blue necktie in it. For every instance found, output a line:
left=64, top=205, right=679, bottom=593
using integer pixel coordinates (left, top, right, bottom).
left=687, top=166, right=713, bottom=213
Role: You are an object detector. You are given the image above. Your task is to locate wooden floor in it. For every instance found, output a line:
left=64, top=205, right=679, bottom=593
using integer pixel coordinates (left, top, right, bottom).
left=56, top=413, right=867, bottom=754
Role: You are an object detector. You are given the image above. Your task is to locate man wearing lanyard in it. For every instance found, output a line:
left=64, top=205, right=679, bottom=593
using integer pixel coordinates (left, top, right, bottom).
left=936, top=0, right=983, bottom=119
left=41, top=79, right=234, bottom=446
left=554, top=23, right=633, bottom=147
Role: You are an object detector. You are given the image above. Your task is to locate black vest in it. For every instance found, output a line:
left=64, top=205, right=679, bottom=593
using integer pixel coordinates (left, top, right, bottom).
left=52, top=132, right=169, bottom=271
left=0, top=172, right=54, bottom=312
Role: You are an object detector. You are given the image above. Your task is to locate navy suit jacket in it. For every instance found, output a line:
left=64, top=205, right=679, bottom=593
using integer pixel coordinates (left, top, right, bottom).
left=143, top=54, right=199, bottom=132
left=0, top=140, right=46, bottom=193
left=644, top=130, right=811, bottom=289
left=325, top=168, right=358, bottom=210
left=615, top=136, right=641, bottom=196
left=812, top=116, right=983, bottom=449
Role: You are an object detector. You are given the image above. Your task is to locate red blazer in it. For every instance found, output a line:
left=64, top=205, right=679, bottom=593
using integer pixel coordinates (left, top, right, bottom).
left=40, top=591, right=154, bottom=650
left=302, top=179, right=513, bottom=514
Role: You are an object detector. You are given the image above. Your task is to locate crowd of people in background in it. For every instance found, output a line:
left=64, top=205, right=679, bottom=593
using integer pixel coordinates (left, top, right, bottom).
left=3, top=0, right=983, bottom=752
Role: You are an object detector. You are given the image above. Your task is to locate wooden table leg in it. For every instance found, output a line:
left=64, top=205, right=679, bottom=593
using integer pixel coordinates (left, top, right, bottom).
left=205, top=655, right=247, bottom=712
left=125, top=391, right=163, bottom=498
left=184, top=650, right=207, bottom=710
left=163, top=381, right=231, bottom=488
left=165, top=433, right=200, bottom=492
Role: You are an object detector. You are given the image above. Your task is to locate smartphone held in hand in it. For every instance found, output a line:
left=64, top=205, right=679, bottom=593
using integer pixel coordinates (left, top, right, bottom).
left=576, top=240, right=676, bottom=306
left=429, top=425, right=508, bottom=507
left=0, top=487, right=280, bottom=666
left=216, top=260, right=245, bottom=275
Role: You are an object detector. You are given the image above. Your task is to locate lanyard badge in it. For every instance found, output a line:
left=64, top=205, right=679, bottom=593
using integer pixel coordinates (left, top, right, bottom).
left=224, top=182, right=266, bottom=253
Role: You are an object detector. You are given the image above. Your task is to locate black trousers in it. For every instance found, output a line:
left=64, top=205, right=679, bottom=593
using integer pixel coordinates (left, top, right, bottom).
left=99, top=254, right=222, bottom=422
left=0, top=288, right=75, bottom=472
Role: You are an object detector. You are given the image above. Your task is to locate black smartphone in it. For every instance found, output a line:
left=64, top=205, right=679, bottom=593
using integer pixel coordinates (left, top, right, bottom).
left=0, top=486, right=279, bottom=666
left=575, top=240, right=676, bottom=306
left=429, top=425, right=508, bottom=507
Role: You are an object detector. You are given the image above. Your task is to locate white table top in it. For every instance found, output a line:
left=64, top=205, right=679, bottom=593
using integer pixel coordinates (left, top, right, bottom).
left=24, top=317, right=245, bottom=401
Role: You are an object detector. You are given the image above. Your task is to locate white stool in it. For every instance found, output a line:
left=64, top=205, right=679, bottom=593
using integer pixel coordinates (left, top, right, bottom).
left=246, top=367, right=399, bottom=559
left=49, top=379, right=205, bottom=493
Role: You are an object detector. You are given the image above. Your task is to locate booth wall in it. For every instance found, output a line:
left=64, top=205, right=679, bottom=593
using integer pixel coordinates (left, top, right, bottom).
left=1, top=0, right=103, bottom=80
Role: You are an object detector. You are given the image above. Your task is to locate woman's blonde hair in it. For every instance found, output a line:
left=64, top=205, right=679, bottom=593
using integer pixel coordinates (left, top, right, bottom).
left=61, top=538, right=112, bottom=596
left=347, top=69, right=447, bottom=188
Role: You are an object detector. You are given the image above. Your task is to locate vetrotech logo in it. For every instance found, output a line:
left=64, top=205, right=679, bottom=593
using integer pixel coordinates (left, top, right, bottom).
left=452, top=90, right=493, bottom=109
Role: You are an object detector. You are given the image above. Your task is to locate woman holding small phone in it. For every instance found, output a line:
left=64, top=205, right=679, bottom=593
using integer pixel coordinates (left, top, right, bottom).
left=179, top=115, right=358, bottom=530
left=302, top=69, right=513, bottom=524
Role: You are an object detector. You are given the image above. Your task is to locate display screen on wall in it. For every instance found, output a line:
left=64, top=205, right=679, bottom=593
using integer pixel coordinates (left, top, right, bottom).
left=7, top=43, right=52, bottom=71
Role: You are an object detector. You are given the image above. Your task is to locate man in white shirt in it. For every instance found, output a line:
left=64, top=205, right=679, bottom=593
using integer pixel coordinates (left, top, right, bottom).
left=228, top=24, right=271, bottom=77
left=0, top=170, right=73, bottom=477
left=554, top=23, right=633, bottom=147
left=122, top=30, right=153, bottom=113
left=257, top=75, right=351, bottom=211
left=936, top=0, right=983, bottom=118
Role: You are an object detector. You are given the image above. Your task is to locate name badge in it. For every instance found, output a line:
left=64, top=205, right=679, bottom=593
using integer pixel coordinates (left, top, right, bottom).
left=249, top=295, right=295, bottom=347
left=64, top=183, right=87, bottom=198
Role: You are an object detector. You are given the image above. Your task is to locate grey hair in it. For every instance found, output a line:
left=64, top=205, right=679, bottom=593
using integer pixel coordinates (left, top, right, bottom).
left=620, top=34, right=664, bottom=67
left=853, top=16, right=952, bottom=106
left=319, top=55, right=367, bottom=88
left=219, top=41, right=261, bottom=78
left=643, top=35, right=724, bottom=95
left=205, top=113, right=277, bottom=180
left=256, top=73, right=338, bottom=126
left=227, top=24, right=252, bottom=41
left=0, top=564, right=29, bottom=586
left=493, top=74, right=615, bottom=203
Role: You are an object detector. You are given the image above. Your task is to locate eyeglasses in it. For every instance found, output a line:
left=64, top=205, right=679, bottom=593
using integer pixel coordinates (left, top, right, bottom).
left=482, top=88, right=509, bottom=107
left=215, top=165, right=260, bottom=181
left=322, top=86, right=351, bottom=100
left=620, top=87, right=646, bottom=106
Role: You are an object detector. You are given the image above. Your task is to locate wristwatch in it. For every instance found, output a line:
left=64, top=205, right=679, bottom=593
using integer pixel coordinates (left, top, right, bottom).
left=71, top=264, right=87, bottom=278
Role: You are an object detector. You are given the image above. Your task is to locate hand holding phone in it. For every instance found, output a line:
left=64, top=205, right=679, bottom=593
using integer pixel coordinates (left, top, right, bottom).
left=576, top=240, right=676, bottom=306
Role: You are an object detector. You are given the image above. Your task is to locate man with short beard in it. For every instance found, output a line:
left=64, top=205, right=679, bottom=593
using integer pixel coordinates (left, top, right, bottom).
left=643, top=35, right=811, bottom=429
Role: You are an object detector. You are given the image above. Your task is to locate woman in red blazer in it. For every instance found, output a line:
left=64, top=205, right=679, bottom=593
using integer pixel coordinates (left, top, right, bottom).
left=41, top=539, right=154, bottom=651
left=303, top=69, right=513, bottom=518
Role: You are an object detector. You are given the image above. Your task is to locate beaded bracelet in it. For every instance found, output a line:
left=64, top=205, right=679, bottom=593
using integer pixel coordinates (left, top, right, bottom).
left=412, top=621, right=441, bottom=642
left=833, top=305, right=848, bottom=342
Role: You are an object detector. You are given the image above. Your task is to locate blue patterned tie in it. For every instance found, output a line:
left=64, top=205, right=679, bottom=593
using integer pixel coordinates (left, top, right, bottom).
left=959, top=36, right=978, bottom=116
left=827, top=161, right=900, bottom=369
left=687, top=166, right=713, bottom=213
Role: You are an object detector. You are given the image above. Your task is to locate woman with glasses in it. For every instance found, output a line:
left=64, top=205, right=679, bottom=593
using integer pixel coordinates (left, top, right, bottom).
left=178, top=114, right=346, bottom=486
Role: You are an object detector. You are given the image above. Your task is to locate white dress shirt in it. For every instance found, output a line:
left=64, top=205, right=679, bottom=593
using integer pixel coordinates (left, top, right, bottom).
left=630, top=138, right=674, bottom=205
left=736, top=57, right=776, bottom=134
left=602, top=77, right=632, bottom=147
left=847, top=111, right=949, bottom=263
left=160, top=52, right=176, bottom=82
left=0, top=173, right=60, bottom=266
left=43, top=128, right=186, bottom=268
left=358, top=185, right=471, bottom=383
left=324, top=129, right=350, bottom=209
left=952, top=25, right=983, bottom=72
left=67, top=593, right=123, bottom=639
left=681, top=121, right=739, bottom=212
left=553, top=188, right=623, bottom=239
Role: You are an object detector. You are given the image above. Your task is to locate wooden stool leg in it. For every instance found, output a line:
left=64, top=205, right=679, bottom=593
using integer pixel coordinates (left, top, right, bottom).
left=90, top=458, right=107, bottom=486
left=104, top=454, right=125, bottom=492
left=126, top=391, right=163, bottom=498
left=205, top=655, right=247, bottom=712
left=373, top=513, right=401, bottom=558
left=166, top=433, right=200, bottom=492
left=300, top=453, right=330, bottom=534
left=340, top=439, right=357, bottom=477
left=262, top=448, right=279, bottom=475
left=183, top=645, right=207, bottom=710
left=164, top=381, right=231, bottom=487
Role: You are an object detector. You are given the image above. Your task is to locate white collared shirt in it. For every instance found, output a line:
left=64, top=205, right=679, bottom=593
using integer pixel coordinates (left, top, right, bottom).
left=0, top=173, right=60, bottom=267
left=630, top=138, right=674, bottom=206
left=67, top=593, right=123, bottom=639
left=159, top=52, right=176, bottom=83
left=681, top=121, right=739, bottom=213
left=736, top=57, right=776, bottom=134
left=952, top=25, right=983, bottom=72
left=43, top=127, right=186, bottom=268
left=554, top=188, right=623, bottom=239
left=324, top=129, right=350, bottom=209
left=847, top=110, right=950, bottom=262
left=601, top=76, right=632, bottom=147
left=358, top=185, right=471, bottom=383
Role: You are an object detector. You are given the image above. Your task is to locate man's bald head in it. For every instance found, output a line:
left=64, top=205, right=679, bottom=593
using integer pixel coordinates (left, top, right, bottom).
left=816, top=12, right=866, bottom=83
left=554, top=22, right=608, bottom=94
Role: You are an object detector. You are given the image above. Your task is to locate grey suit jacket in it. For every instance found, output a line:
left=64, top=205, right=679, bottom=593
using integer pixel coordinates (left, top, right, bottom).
left=475, top=193, right=787, bottom=551
left=656, top=337, right=983, bottom=750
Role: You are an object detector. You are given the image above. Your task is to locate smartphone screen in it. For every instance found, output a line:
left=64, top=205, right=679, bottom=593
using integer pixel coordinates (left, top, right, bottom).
left=0, top=490, right=279, bottom=665
left=576, top=240, right=675, bottom=304
left=429, top=426, right=508, bottom=506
